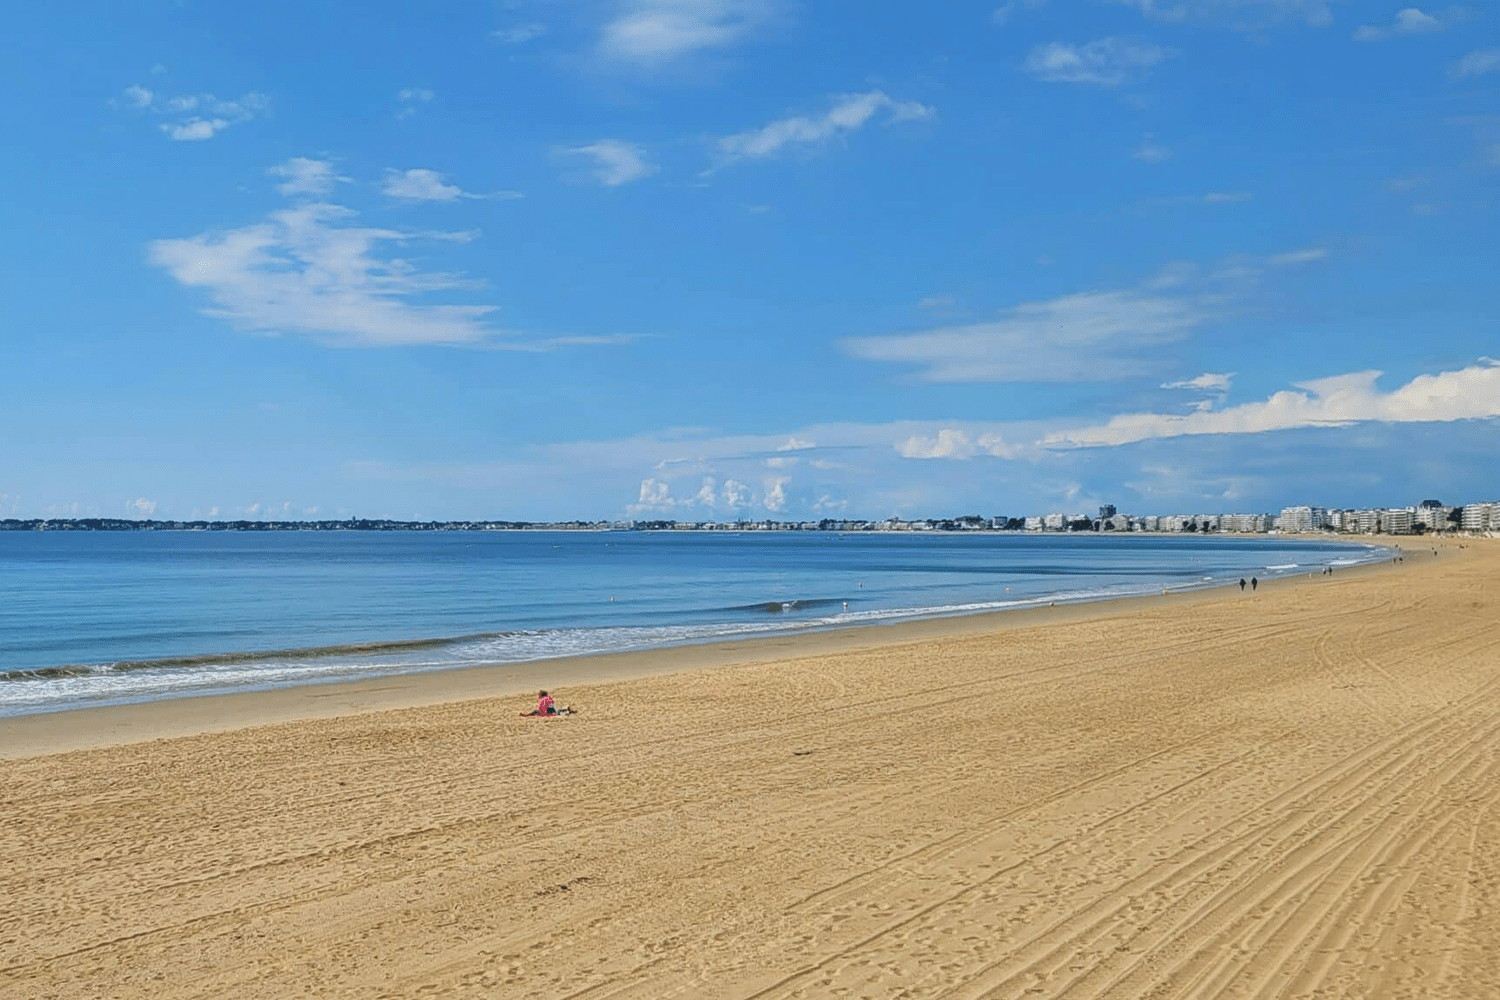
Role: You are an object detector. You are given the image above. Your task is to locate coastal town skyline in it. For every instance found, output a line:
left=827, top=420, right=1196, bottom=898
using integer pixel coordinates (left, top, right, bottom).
left=3, top=2, right=1498, bottom=521
left=5, top=493, right=1496, bottom=535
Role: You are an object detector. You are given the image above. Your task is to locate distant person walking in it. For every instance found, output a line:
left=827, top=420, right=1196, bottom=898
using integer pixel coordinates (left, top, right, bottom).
left=1251, top=577, right=1258, bottom=591
left=1240, top=578, right=1247, bottom=591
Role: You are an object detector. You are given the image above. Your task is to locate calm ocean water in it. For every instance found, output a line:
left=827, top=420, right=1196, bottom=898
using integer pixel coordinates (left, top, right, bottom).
left=0, top=530, right=1383, bottom=716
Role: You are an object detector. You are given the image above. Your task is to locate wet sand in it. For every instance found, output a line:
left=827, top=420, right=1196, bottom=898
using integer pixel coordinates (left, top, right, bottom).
left=4, top=538, right=1497, bottom=999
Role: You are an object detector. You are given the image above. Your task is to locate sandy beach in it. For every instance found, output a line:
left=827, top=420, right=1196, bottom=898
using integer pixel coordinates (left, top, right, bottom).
left=3, top=538, right=1498, bottom=999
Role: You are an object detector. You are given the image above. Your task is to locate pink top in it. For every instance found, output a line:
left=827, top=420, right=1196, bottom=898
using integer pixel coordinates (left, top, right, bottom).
left=537, top=694, right=555, bottom=715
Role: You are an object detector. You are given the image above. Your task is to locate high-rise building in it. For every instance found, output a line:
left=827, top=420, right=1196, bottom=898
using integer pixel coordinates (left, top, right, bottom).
left=1278, top=506, right=1327, bottom=532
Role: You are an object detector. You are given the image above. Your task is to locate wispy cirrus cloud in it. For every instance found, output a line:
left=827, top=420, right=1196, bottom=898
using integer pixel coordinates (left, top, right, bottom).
left=716, top=90, right=933, bottom=164
left=494, top=23, right=547, bottom=44
left=1024, top=38, right=1174, bottom=87
left=118, top=82, right=269, bottom=141
left=845, top=248, right=1320, bottom=384
left=1163, top=372, right=1235, bottom=393
left=845, top=289, right=1215, bottom=383
left=1450, top=48, right=1500, bottom=79
left=380, top=168, right=512, bottom=202
left=1353, top=7, right=1446, bottom=41
left=1114, top=0, right=1345, bottom=28
left=149, top=201, right=495, bottom=346
left=1133, top=134, right=1172, bottom=161
left=269, top=157, right=348, bottom=197
left=598, top=0, right=775, bottom=67
left=149, top=162, right=606, bottom=350
left=396, top=87, right=434, bottom=119
left=564, top=140, right=656, bottom=185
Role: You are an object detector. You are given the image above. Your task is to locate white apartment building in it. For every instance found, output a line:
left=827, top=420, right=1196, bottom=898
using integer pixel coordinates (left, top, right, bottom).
left=1024, top=516, right=1044, bottom=531
left=1414, top=505, right=1451, bottom=531
left=1220, top=513, right=1272, bottom=533
left=1042, top=513, right=1067, bottom=530
left=1462, top=502, right=1499, bottom=532
left=1382, top=507, right=1415, bottom=535
left=1278, top=506, right=1328, bottom=533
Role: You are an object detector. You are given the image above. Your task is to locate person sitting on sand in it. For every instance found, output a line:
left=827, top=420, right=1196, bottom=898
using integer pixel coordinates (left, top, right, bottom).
left=520, top=690, right=575, bottom=717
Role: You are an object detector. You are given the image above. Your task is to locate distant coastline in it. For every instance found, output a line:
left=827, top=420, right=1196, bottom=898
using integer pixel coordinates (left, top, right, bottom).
left=0, top=515, right=1481, bottom=536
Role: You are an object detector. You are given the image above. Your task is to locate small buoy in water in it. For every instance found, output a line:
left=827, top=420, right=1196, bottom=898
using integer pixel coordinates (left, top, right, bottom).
left=842, top=601, right=848, bottom=610
left=610, top=596, right=615, bottom=602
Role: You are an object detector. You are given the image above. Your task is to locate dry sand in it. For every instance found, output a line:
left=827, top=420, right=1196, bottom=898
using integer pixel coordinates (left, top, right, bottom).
left=3, top=538, right=1498, bottom=999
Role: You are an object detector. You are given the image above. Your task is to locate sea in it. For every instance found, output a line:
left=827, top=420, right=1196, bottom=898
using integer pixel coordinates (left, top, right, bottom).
left=0, top=530, right=1386, bottom=717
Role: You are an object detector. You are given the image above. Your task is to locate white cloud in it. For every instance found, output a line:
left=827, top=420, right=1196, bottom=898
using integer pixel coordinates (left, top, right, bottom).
left=396, top=88, right=435, bottom=119
left=1133, top=135, right=1172, bottom=162
left=1042, top=361, right=1500, bottom=448
left=845, top=288, right=1213, bottom=383
left=149, top=197, right=498, bottom=347
left=716, top=90, right=933, bottom=163
left=122, top=86, right=269, bottom=141
left=777, top=437, right=815, bottom=451
left=1451, top=48, right=1500, bottom=79
left=269, top=157, right=347, bottom=197
left=1115, top=0, right=1344, bottom=27
left=1163, top=372, right=1234, bottom=393
left=171, top=94, right=267, bottom=141
left=630, top=478, right=675, bottom=512
left=164, top=119, right=230, bottom=141
left=1268, top=246, right=1327, bottom=265
left=495, top=23, right=547, bottom=44
left=599, top=0, right=774, bottom=66
left=382, top=168, right=477, bottom=202
left=723, top=479, right=751, bottom=508
left=1024, top=38, right=1173, bottom=87
left=849, top=246, right=1325, bottom=385
left=763, top=476, right=790, bottom=512
left=897, top=429, right=1020, bottom=460
left=129, top=498, right=158, bottom=516
left=1353, top=7, right=1446, bottom=41
left=1145, top=261, right=1197, bottom=289
left=918, top=295, right=957, bottom=312
left=688, top=477, right=717, bottom=505
left=566, top=140, right=655, bottom=186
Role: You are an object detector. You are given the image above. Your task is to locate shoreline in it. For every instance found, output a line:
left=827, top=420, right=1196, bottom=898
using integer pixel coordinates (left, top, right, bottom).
left=0, top=535, right=1402, bottom=761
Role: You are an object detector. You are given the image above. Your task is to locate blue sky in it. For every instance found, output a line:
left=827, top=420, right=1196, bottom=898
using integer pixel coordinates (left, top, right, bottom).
left=2, top=0, right=1497, bottom=522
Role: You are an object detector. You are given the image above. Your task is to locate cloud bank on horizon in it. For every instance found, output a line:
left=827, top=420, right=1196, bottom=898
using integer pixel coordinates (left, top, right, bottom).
left=2, top=0, right=1496, bottom=521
